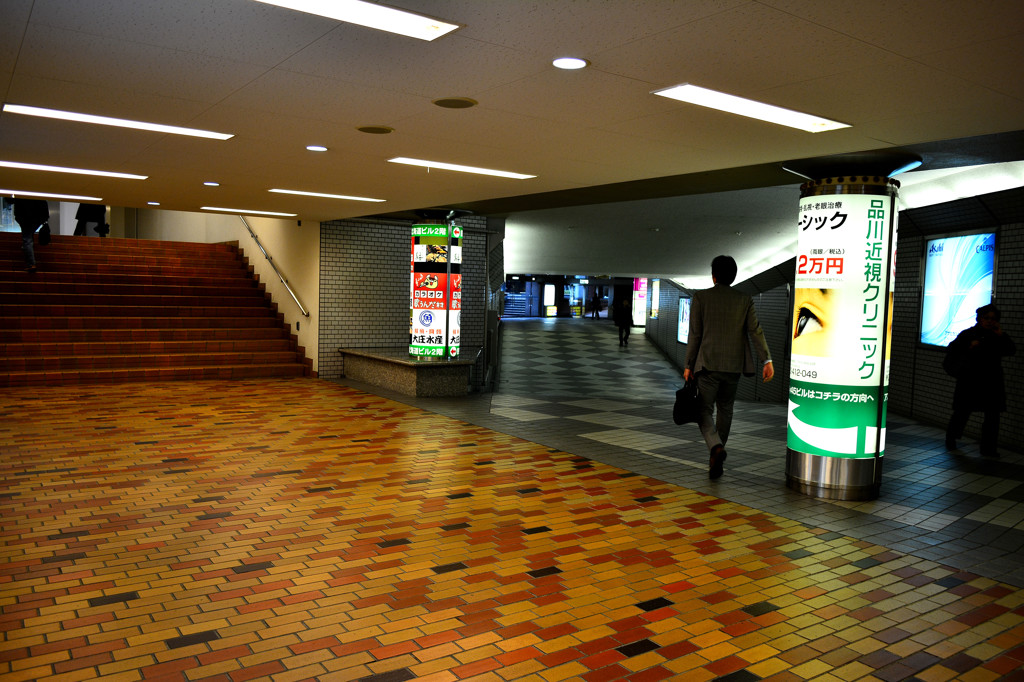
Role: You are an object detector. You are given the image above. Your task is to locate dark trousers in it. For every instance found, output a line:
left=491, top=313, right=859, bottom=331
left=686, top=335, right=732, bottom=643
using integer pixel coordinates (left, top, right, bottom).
left=20, top=222, right=39, bottom=267
left=696, top=371, right=740, bottom=452
left=947, top=408, right=1000, bottom=454
left=618, top=325, right=630, bottom=344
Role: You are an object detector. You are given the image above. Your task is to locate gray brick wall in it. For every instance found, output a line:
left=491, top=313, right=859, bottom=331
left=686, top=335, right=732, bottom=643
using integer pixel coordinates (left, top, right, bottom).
left=889, top=221, right=1024, bottom=450
left=318, top=216, right=489, bottom=382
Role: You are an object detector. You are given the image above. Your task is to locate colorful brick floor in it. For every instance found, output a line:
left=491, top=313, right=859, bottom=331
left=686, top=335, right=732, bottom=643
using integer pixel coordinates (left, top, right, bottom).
left=2, top=374, right=1023, bottom=681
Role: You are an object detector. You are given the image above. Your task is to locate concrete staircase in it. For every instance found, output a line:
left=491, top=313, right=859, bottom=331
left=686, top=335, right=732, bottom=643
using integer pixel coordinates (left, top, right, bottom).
left=0, top=232, right=312, bottom=387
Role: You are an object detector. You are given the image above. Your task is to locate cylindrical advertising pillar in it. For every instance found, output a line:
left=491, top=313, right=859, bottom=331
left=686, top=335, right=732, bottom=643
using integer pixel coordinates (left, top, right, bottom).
left=410, top=219, right=462, bottom=359
left=785, top=175, right=900, bottom=500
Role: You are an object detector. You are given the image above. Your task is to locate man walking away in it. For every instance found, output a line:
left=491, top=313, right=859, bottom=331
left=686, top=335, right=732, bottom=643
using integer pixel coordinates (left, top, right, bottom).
left=683, top=255, right=774, bottom=479
left=14, top=198, right=51, bottom=273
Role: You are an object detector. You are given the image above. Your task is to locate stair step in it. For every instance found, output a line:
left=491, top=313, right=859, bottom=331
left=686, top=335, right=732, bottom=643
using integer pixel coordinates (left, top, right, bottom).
left=3, top=316, right=284, bottom=330
left=0, top=259, right=255, bottom=279
left=0, top=364, right=306, bottom=387
left=3, top=293, right=268, bottom=307
left=1, top=305, right=276, bottom=318
left=0, top=280, right=262, bottom=296
left=0, top=232, right=309, bottom=385
left=0, top=233, right=239, bottom=256
left=0, top=271, right=261, bottom=288
left=0, top=339, right=292, bottom=357
left=2, top=351, right=301, bottom=371
left=0, top=327, right=289, bottom=343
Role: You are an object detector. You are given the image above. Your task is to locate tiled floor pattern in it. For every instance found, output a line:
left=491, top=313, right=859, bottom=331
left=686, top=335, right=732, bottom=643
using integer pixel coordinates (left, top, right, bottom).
left=371, top=318, right=1024, bottom=590
left=2, top=376, right=1024, bottom=679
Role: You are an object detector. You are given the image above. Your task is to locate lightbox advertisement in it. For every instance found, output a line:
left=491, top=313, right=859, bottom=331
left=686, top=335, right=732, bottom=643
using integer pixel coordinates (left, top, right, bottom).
left=788, top=194, right=896, bottom=459
left=920, top=232, right=995, bottom=346
left=650, top=279, right=660, bottom=319
left=632, top=277, right=647, bottom=327
left=410, top=224, right=461, bottom=357
left=677, top=296, right=691, bottom=344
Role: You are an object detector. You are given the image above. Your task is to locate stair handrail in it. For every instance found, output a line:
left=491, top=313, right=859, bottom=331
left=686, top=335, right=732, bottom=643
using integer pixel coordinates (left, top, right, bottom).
left=238, top=215, right=310, bottom=318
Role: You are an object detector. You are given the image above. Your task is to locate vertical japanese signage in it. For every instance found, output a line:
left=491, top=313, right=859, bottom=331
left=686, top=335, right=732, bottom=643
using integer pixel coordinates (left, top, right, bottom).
left=788, top=189, right=897, bottom=459
left=410, top=223, right=462, bottom=358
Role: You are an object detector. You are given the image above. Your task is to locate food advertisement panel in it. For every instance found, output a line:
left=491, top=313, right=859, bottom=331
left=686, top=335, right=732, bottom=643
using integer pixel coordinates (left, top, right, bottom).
left=410, top=224, right=461, bottom=357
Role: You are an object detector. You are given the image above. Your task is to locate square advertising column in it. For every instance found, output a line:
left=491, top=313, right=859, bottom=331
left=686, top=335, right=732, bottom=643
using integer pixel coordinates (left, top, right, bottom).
left=786, top=176, right=899, bottom=500
left=410, top=223, right=462, bottom=359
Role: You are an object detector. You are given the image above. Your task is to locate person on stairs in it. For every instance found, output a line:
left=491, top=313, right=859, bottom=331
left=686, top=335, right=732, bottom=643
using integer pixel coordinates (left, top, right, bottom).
left=13, top=198, right=51, bottom=273
left=75, top=202, right=108, bottom=236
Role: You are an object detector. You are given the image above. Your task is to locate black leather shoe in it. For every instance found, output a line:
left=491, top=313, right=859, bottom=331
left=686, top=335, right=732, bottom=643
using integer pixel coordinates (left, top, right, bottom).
left=709, top=445, right=727, bottom=479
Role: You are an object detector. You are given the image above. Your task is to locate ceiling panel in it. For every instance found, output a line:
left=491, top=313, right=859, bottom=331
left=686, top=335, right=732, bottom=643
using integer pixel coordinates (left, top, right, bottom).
left=1, top=0, right=1022, bottom=280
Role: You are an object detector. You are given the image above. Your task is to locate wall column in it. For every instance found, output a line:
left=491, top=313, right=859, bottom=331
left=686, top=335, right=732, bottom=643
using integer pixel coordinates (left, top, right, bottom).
left=783, top=152, right=920, bottom=500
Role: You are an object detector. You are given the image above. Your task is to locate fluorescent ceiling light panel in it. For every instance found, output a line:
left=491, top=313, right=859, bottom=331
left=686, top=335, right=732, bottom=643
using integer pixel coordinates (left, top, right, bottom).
left=3, top=104, right=234, bottom=140
left=251, top=0, right=458, bottom=41
left=0, top=160, right=147, bottom=180
left=1, top=189, right=102, bottom=201
left=388, top=157, right=535, bottom=179
left=269, top=188, right=385, bottom=202
left=201, top=206, right=297, bottom=217
left=652, top=84, right=850, bottom=133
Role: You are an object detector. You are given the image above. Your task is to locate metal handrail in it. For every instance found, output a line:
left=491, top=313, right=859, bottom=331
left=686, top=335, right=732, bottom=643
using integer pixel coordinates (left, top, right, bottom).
left=237, top=215, right=310, bottom=318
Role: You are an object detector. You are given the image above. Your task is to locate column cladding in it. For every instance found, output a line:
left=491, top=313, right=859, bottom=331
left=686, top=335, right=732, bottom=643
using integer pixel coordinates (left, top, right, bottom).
left=318, top=216, right=488, bottom=382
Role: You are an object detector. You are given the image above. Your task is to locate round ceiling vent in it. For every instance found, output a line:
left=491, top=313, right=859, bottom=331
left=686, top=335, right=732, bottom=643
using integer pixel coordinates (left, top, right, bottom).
left=432, top=97, right=478, bottom=109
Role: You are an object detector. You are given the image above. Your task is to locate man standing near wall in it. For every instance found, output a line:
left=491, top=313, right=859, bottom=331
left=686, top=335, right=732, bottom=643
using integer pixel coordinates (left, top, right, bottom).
left=683, top=255, right=774, bottom=479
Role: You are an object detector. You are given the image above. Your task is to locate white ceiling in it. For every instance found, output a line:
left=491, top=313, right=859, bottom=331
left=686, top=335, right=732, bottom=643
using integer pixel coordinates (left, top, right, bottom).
left=3, top=0, right=1024, bottom=280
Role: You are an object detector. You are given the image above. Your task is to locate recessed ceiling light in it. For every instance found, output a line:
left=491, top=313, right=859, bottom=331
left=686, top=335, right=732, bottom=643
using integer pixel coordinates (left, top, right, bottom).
left=432, top=97, right=477, bottom=109
left=2, top=103, right=234, bottom=140
left=357, top=126, right=394, bottom=134
left=0, top=189, right=103, bottom=201
left=388, top=157, right=535, bottom=179
left=251, top=0, right=459, bottom=41
left=269, top=188, right=385, bottom=202
left=0, top=160, right=147, bottom=180
left=652, top=83, right=850, bottom=133
left=148, top=201, right=161, bottom=206
left=201, top=206, right=297, bottom=217
left=552, top=57, right=588, bottom=70
left=204, top=181, right=220, bottom=187
left=306, top=145, right=328, bottom=152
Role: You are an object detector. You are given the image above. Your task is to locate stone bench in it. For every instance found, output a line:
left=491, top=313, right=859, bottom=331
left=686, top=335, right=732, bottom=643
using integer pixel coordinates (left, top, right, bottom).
left=338, top=347, right=480, bottom=397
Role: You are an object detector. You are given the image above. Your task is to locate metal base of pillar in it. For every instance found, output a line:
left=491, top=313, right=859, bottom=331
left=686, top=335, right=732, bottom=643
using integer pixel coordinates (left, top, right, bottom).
left=785, top=449, right=882, bottom=501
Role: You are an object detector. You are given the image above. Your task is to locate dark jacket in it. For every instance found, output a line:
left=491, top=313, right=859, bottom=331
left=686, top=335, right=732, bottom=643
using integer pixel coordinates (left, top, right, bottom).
left=686, top=283, right=771, bottom=377
left=612, top=300, right=632, bottom=328
left=13, top=198, right=50, bottom=231
left=947, top=324, right=1016, bottom=411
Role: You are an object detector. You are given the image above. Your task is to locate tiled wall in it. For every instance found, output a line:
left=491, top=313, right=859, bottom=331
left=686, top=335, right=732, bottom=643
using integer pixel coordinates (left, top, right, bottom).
left=888, top=196, right=1024, bottom=449
left=318, top=216, right=490, bottom=382
left=645, top=278, right=790, bottom=404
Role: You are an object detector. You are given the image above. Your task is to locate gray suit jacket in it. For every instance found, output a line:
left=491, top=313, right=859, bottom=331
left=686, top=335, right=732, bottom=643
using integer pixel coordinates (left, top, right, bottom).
left=685, top=284, right=771, bottom=376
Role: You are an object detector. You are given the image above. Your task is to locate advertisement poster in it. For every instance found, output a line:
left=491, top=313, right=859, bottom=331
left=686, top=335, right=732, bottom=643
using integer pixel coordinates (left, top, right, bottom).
left=920, top=232, right=994, bottom=346
left=677, top=296, right=690, bottom=344
left=632, top=277, right=647, bottom=327
left=787, top=193, right=896, bottom=459
left=651, top=279, right=660, bottom=319
left=410, top=224, right=461, bottom=357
